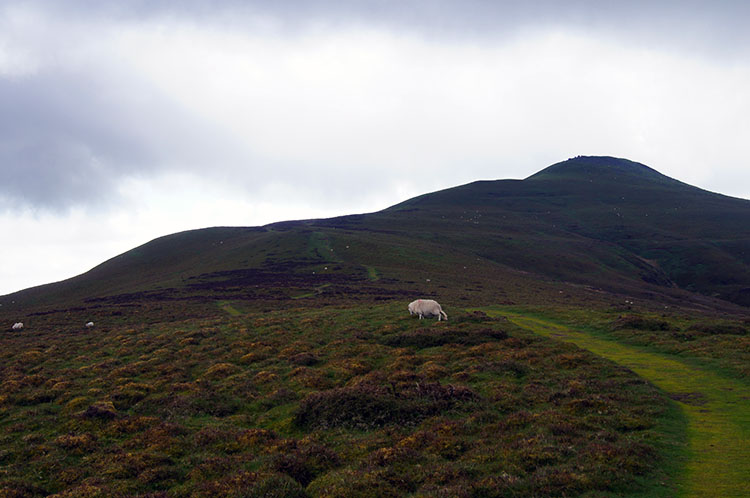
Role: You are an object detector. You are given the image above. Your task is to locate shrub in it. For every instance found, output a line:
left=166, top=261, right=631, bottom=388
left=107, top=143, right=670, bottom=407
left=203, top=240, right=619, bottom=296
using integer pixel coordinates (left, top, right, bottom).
left=524, top=466, right=589, bottom=496
left=557, top=353, right=588, bottom=369
left=55, top=433, right=98, bottom=455
left=254, top=371, right=280, bottom=384
left=368, top=446, right=420, bottom=466
left=453, top=311, right=507, bottom=324
left=290, top=367, right=333, bottom=389
left=192, top=426, right=237, bottom=449
left=248, top=473, right=307, bottom=498
left=485, top=360, right=528, bottom=378
left=295, top=384, right=402, bottom=430
left=151, top=389, right=241, bottom=417
left=271, top=442, right=340, bottom=485
left=111, top=382, right=151, bottom=409
left=194, top=470, right=261, bottom=497
left=81, top=401, right=118, bottom=420
left=240, top=351, right=269, bottom=364
left=610, top=315, right=671, bottom=331
left=295, top=381, right=479, bottom=430
left=420, top=362, right=449, bottom=380
left=260, top=388, right=299, bottom=409
left=237, top=428, right=277, bottom=449
left=47, top=483, right=109, bottom=497
left=687, top=322, right=747, bottom=336
left=102, top=451, right=175, bottom=480
left=110, top=416, right=159, bottom=434
left=13, top=390, right=56, bottom=406
left=204, top=363, right=242, bottom=379
left=289, top=352, right=319, bottom=366
left=380, top=327, right=508, bottom=349
left=137, top=464, right=182, bottom=486
left=188, top=456, right=237, bottom=482
left=64, top=396, right=90, bottom=413
left=307, top=468, right=401, bottom=498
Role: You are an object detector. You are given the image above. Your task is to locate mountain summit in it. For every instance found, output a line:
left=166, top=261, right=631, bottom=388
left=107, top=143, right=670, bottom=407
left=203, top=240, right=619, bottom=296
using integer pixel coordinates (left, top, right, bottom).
left=4, top=156, right=750, bottom=311
left=528, top=156, right=677, bottom=183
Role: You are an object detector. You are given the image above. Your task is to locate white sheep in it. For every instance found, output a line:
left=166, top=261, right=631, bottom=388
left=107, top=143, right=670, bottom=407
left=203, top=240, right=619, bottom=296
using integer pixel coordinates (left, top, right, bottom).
left=85, top=321, right=95, bottom=328
left=12, top=322, right=23, bottom=330
left=408, top=299, right=448, bottom=321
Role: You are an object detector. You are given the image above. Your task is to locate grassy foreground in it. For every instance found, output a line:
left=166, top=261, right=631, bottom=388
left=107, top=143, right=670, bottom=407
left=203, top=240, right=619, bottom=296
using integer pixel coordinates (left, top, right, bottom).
left=489, top=309, right=750, bottom=497
left=0, top=301, right=680, bottom=497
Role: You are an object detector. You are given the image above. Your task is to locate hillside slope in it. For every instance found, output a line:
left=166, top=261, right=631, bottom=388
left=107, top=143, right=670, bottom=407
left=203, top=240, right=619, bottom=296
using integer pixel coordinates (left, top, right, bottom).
left=378, top=156, right=750, bottom=305
left=3, top=156, right=749, bottom=313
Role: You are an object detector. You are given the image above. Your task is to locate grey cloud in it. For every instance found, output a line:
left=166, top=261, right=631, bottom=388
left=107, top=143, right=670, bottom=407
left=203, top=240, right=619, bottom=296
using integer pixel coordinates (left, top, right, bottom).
left=19, top=0, right=750, bottom=55
left=2, top=0, right=748, bottom=213
left=0, top=67, right=253, bottom=212
left=0, top=73, right=150, bottom=210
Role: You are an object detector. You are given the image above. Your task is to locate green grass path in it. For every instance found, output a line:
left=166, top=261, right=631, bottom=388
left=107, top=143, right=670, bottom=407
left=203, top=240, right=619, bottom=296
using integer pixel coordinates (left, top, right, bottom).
left=217, top=301, right=242, bottom=316
left=483, top=309, right=750, bottom=498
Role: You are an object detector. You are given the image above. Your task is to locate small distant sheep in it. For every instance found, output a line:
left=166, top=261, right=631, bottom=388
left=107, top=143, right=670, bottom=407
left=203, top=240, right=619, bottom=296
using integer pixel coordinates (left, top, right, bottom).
left=85, top=321, right=95, bottom=328
left=12, top=322, right=23, bottom=330
left=408, top=299, right=448, bottom=321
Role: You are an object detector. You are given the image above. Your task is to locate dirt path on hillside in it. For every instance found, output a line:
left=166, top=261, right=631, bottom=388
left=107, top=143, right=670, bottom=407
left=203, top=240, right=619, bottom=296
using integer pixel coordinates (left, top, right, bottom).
left=485, top=310, right=750, bottom=498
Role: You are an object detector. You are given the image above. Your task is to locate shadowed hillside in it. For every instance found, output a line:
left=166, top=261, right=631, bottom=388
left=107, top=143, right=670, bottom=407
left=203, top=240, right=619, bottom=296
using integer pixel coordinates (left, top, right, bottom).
left=2, top=156, right=749, bottom=314
left=379, top=156, right=750, bottom=306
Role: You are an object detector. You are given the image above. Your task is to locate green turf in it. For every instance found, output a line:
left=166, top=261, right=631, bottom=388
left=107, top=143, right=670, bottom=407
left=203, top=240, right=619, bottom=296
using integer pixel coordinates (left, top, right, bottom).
left=486, top=308, right=750, bottom=497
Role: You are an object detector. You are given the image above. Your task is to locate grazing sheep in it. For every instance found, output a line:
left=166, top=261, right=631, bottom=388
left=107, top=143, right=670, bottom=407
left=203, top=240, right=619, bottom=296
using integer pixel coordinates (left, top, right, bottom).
left=85, top=321, right=94, bottom=328
left=408, top=299, right=448, bottom=321
left=12, top=322, right=23, bottom=330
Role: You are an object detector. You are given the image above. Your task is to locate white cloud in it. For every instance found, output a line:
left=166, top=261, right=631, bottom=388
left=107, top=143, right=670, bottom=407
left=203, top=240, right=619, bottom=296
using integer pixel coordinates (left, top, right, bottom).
left=0, top=208, right=129, bottom=296
left=113, top=22, right=750, bottom=194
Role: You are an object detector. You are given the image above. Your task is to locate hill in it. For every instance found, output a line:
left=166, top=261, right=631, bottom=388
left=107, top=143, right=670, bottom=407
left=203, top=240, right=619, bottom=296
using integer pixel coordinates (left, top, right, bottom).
left=382, top=155, right=750, bottom=306
left=2, top=156, right=749, bottom=497
left=3, top=156, right=749, bottom=314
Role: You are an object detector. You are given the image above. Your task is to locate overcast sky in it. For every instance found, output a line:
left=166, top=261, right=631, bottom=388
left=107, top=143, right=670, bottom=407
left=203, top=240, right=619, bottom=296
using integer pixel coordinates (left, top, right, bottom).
left=1, top=1, right=749, bottom=296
